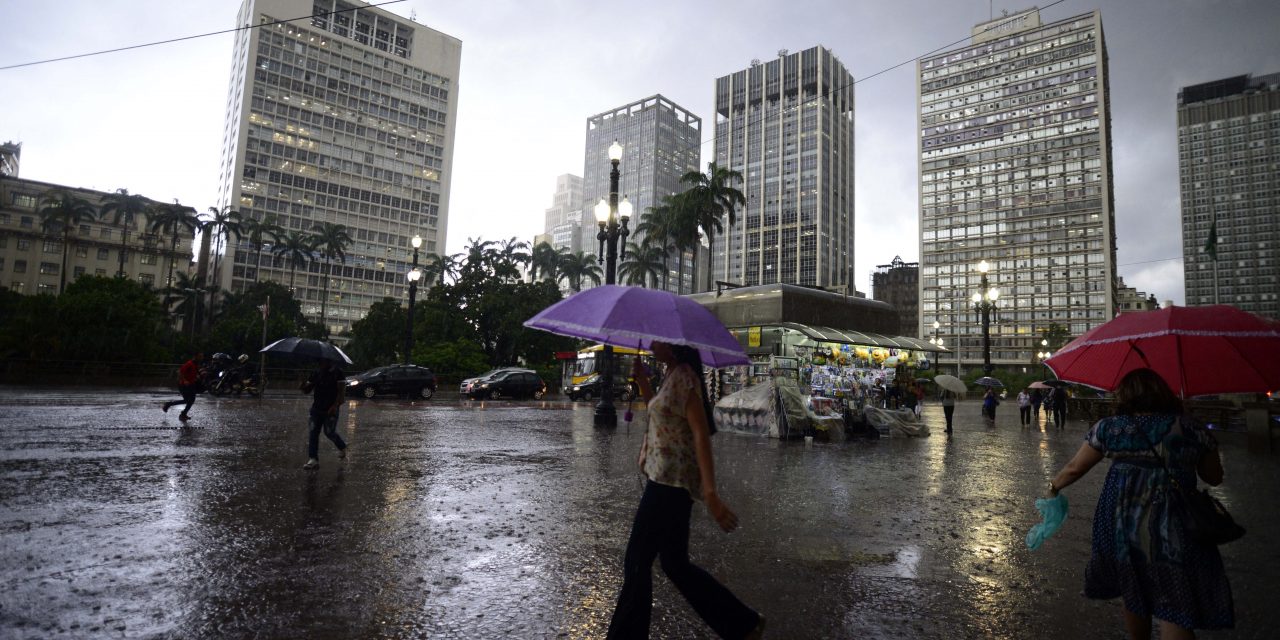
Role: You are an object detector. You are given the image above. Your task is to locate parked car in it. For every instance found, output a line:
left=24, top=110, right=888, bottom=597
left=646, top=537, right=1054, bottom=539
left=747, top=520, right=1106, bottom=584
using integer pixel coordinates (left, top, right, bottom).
left=468, top=370, right=547, bottom=400
left=459, top=367, right=533, bottom=396
left=346, top=364, right=437, bottom=399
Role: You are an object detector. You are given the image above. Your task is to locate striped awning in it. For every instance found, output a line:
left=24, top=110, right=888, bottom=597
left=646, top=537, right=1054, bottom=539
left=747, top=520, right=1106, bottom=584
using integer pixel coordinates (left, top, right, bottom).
left=775, top=322, right=948, bottom=353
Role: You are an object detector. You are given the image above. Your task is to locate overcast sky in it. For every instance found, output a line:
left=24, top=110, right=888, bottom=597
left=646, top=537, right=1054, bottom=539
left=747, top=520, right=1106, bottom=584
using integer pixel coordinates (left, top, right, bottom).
left=4, top=0, right=1278, bottom=303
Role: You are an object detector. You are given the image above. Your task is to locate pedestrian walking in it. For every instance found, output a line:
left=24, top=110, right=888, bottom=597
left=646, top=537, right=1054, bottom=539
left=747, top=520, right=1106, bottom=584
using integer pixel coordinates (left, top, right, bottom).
left=913, top=383, right=925, bottom=418
left=1043, top=387, right=1056, bottom=420
left=1018, top=389, right=1032, bottom=426
left=1051, top=386, right=1068, bottom=430
left=162, top=352, right=204, bottom=421
left=939, top=389, right=956, bottom=434
left=1030, top=388, right=1044, bottom=422
left=607, top=341, right=764, bottom=640
left=1045, top=368, right=1233, bottom=638
left=982, top=388, right=1000, bottom=427
left=300, top=358, right=348, bottom=469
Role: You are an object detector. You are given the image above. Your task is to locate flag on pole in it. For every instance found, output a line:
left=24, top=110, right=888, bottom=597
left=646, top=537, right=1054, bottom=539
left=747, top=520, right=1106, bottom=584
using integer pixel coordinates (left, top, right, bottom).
left=1203, top=220, right=1218, bottom=261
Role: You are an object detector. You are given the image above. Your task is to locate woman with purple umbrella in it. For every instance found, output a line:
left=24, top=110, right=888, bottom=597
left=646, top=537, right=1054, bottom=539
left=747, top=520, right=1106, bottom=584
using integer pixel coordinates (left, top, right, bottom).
left=607, top=341, right=765, bottom=640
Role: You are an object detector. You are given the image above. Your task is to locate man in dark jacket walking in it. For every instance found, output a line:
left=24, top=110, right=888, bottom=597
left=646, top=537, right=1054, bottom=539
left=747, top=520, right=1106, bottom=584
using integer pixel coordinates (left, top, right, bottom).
left=301, top=358, right=348, bottom=469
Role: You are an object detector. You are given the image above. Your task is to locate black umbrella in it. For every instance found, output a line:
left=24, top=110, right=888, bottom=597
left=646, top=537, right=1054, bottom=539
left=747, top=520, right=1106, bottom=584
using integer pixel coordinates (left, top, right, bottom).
left=260, top=337, right=353, bottom=365
left=974, top=376, right=1004, bottom=388
left=1041, top=379, right=1072, bottom=388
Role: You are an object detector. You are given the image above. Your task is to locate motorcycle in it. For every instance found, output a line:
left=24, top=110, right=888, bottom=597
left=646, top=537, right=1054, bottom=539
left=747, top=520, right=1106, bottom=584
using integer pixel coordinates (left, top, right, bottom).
left=207, top=355, right=263, bottom=397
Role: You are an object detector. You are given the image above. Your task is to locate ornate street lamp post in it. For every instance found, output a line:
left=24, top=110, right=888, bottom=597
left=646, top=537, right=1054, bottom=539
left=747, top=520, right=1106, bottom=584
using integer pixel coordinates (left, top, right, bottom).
left=404, top=234, right=422, bottom=364
left=592, top=140, right=632, bottom=427
left=971, top=259, right=999, bottom=376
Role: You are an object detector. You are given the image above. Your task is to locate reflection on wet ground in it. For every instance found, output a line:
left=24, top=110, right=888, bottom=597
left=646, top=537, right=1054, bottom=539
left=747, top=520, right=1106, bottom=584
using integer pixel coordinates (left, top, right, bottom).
left=0, top=388, right=1277, bottom=638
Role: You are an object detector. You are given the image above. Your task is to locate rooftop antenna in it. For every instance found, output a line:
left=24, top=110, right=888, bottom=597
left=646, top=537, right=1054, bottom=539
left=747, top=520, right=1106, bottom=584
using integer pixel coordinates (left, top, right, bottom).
left=410, top=9, right=417, bottom=21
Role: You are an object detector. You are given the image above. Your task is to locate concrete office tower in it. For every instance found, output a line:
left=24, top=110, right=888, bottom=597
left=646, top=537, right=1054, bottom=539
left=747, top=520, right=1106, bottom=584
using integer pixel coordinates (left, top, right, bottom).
left=711, top=46, right=855, bottom=292
left=584, top=95, right=701, bottom=293
left=918, top=8, right=1116, bottom=370
left=543, top=173, right=584, bottom=253
left=1178, top=73, right=1280, bottom=318
left=216, top=0, right=461, bottom=335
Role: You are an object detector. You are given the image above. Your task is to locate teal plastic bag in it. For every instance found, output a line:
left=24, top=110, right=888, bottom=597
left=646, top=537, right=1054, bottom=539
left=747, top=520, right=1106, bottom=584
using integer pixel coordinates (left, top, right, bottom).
left=1026, top=493, right=1069, bottom=550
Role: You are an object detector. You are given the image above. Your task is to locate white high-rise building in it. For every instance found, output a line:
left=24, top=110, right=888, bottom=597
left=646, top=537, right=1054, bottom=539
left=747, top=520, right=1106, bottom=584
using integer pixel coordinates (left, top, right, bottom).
left=918, top=8, right=1117, bottom=369
left=542, top=173, right=583, bottom=253
left=711, top=46, right=855, bottom=292
left=216, top=0, right=461, bottom=335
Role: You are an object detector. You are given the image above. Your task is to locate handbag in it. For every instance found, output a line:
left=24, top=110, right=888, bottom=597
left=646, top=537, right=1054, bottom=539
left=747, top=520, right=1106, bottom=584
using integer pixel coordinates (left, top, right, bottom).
left=1146, top=419, right=1245, bottom=545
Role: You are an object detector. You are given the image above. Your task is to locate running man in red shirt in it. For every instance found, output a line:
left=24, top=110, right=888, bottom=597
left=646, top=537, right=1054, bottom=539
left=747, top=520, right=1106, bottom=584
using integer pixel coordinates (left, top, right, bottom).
left=163, top=352, right=204, bottom=421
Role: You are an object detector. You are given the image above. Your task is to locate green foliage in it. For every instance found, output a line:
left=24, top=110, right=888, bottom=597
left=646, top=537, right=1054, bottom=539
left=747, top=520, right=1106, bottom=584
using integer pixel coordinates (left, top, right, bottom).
left=413, top=338, right=490, bottom=383
left=0, top=277, right=174, bottom=362
left=203, top=281, right=322, bottom=357
left=345, top=298, right=407, bottom=368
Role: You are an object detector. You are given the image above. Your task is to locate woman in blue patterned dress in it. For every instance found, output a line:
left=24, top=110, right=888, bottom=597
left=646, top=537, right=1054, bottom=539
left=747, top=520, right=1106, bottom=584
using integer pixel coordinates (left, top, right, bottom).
left=1046, top=368, right=1233, bottom=639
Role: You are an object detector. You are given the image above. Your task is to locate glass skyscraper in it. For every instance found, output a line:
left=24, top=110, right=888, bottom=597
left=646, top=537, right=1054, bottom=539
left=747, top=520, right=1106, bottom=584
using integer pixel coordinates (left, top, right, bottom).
left=917, top=8, right=1116, bottom=369
left=711, top=46, right=855, bottom=292
left=216, top=0, right=460, bottom=335
left=1178, top=73, right=1280, bottom=318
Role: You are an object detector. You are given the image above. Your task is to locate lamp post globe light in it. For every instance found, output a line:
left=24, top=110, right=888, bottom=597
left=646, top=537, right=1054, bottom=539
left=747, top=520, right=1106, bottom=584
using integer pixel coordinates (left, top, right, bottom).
left=592, top=141, right=632, bottom=426
left=971, top=259, right=999, bottom=376
left=404, top=234, right=423, bottom=365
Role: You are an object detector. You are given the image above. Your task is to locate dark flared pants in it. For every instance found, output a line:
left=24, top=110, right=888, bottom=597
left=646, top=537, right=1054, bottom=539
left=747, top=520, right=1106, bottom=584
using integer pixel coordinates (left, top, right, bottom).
left=608, top=481, right=759, bottom=639
left=163, top=384, right=198, bottom=418
left=943, top=405, right=955, bottom=432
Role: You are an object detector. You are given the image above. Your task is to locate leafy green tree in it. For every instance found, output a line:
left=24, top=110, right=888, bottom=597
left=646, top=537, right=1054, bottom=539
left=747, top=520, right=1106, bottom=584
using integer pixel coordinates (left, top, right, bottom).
left=420, top=251, right=461, bottom=286
left=529, top=241, right=560, bottom=283
left=557, top=250, right=601, bottom=292
left=345, top=298, right=407, bottom=367
left=681, top=162, right=746, bottom=292
left=310, top=221, right=352, bottom=332
left=619, top=241, right=665, bottom=288
left=239, top=214, right=284, bottom=283
left=164, top=271, right=218, bottom=336
left=21, top=276, right=173, bottom=362
left=99, top=188, right=154, bottom=278
left=37, top=190, right=98, bottom=293
left=201, top=206, right=243, bottom=287
left=147, top=200, right=199, bottom=290
left=273, top=230, right=315, bottom=292
left=493, top=236, right=531, bottom=282
left=205, top=281, right=323, bottom=357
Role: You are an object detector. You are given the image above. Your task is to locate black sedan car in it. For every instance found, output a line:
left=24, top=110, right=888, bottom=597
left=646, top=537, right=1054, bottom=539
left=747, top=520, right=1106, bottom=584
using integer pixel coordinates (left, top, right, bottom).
left=467, top=370, right=547, bottom=400
left=346, top=364, right=437, bottom=399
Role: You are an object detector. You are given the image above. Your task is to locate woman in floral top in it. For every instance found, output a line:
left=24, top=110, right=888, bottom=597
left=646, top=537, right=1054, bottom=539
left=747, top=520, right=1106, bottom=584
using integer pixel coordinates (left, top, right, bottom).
left=1046, top=368, right=1233, bottom=639
left=607, top=341, right=764, bottom=640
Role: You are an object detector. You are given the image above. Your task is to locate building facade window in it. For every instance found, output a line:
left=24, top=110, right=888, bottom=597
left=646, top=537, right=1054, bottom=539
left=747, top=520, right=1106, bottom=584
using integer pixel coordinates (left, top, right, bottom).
left=97, top=248, right=110, bottom=260
left=139, top=254, right=158, bottom=266
left=13, top=260, right=27, bottom=274
left=39, top=262, right=60, bottom=275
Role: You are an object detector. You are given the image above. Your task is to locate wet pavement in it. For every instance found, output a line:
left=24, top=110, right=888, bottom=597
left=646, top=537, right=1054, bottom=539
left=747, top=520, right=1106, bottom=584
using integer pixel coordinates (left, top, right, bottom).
left=0, top=387, right=1277, bottom=639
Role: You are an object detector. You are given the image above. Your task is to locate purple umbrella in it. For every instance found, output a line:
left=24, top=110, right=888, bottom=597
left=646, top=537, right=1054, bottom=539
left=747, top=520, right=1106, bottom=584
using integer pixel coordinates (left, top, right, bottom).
left=524, top=285, right=749, bottom=368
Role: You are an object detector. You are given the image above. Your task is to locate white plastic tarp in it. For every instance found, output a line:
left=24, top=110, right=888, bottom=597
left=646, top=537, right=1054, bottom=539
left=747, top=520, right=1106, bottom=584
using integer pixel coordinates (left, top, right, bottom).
left=863, top=407, right=930, bottom=437
left=714, top=377, right=812, bottom=439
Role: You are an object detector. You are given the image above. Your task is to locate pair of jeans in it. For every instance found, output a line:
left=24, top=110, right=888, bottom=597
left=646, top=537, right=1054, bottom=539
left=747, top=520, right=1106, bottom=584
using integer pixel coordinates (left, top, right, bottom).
left=1052, top=406, right=1066, bottom=429
left=164, top=384, right=198, bottom=417
left=942, top=405, right=955, bottom=431
left=608, top=481, right=759, bottom=639
left=307, top=410, right=346, bottom=458
left=1020, top=406, right=1032, bottom=424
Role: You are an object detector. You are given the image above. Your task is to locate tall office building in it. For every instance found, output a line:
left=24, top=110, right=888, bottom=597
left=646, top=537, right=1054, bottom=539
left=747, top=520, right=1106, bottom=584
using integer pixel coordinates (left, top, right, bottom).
left=542, top=173, right=584, bottom=253
left=917, top=8, right=1116, bottom=369
left=711, top=46, right=855, bottom=292
left=583, top=95, right=701, bottom=292
left=1178, top=73, right=1280, bottom=318
left=216, top=0, right=461, bottom=335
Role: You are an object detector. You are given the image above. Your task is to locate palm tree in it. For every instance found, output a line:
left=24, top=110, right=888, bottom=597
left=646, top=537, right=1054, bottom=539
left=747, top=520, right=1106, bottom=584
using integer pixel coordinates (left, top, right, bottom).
left=148, top=200, right=199, bottom=290
left=557, top=250, right=602, bottom=292
left=529, top=241, right=561, bottom=283
left=462, top=237, right=496, bottom=278
left=618, top=241, right=666, bottom=288
left=99, top=188, right=153, bottom=278
left=201, top=206, right=243, bottom=287
left=494, top=236, right=530, bottom=282
left=681, top=163, right=746, bottom=292
left=273, top=230, right=316, bottom=292
left=164, top=271, right=218, bottom=336
left=37, top=190, right=97, bottom=294
left=310, top=222, right=352, bottom=331
left=420, top=252, right=461, bottom=286
left=652, top=192, right=700, bottom=294
left=239, top=214, right=285, bottom=283
left=636, top=197, right=683, bottom=292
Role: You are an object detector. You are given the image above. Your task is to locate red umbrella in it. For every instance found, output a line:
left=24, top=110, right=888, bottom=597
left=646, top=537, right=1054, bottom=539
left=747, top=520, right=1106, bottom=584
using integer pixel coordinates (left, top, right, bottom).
left=1044, top=305, right=1280, bottom=397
